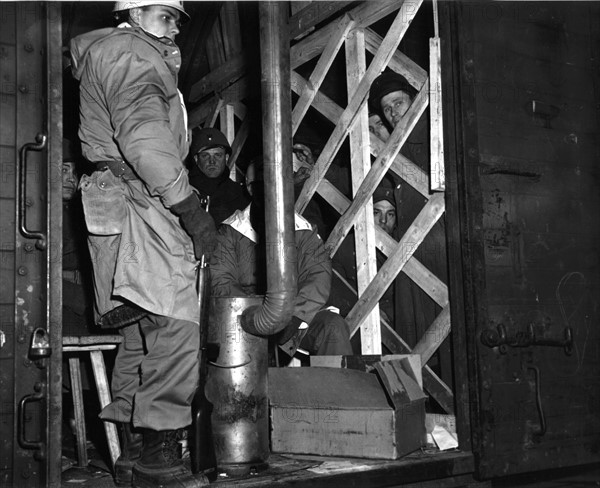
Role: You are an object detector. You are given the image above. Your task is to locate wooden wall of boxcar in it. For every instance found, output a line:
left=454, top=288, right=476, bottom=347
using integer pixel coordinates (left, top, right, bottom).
left=458, top=1, right=600, bottom=478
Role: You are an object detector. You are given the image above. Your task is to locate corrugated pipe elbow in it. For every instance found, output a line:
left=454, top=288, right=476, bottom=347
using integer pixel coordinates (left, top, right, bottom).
left=240, top=290, right=295, bottom=336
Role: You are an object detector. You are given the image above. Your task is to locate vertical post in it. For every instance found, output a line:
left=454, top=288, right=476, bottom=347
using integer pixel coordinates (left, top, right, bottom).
left=345, top=29, right=381, bottom=354
left=47, top=1, right=64, bottom=484
left=219, top=105, right=236, bottom=180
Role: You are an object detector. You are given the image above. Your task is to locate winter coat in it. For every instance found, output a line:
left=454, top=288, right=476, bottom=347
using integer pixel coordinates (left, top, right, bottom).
left=70, top=25, right=200, bottom=324
left=210, top=205, right=331, bottom=325
left=188, top=163, right=250, bottom=224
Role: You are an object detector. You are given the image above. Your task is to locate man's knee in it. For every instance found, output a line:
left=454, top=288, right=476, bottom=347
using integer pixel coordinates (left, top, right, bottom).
left=308, top=310, right=353, bottom=355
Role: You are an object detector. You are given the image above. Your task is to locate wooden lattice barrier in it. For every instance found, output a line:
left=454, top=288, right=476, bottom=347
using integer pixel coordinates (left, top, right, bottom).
left=185, top=0, right=453, bottom=413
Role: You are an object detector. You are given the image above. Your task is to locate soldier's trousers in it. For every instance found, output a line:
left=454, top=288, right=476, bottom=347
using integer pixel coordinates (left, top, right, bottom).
left=99, top=313, right=199, bottom=430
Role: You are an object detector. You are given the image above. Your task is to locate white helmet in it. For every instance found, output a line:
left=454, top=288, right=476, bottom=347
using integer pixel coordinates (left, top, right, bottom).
left=113, top=1, right=190, bottom=22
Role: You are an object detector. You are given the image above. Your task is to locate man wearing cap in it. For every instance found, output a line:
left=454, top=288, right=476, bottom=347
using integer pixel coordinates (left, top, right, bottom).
left=368, top=71, right=448, bottom=347
left=330, top=177, right=404, bottom=335
left=210, top=161, right=354, bottom=360
left=188, top=127, right=249, bottom=224
left=70, top=2, right=211, bottom=486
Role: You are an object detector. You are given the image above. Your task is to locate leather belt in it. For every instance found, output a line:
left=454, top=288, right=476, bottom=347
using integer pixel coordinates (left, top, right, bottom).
left=96, top=160, right=136, bottom=180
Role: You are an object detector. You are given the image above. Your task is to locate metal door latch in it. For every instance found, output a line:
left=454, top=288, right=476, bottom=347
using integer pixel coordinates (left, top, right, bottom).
left=480, top=323, right=573, bottom=355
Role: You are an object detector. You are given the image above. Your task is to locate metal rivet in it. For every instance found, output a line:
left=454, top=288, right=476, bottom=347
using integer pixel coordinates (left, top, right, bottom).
left=24, top=44, right=34, bottom=53
left=19, top=85, right=29, bottom=94
left=18, top=266, right=28, bottom=276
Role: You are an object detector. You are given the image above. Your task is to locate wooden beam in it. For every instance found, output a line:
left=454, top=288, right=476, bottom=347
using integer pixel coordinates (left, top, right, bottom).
left=289, top=1, right=354, bottom=41
left=412, top=304, right=451, bottom=365
left=364, top=28, right=428, bottom=89
left=205, top=9, right=226, bottom=70
left=205, top=98, right=224, bottom=128
left=295, top=1, right=423, bottom=214
left=346, top=193, right=445, bottom=335
left=377, top=230, right=449, bottom=307
left=346, top=28, right=381, bottom=354
left=188, top=76, right=249, bottom=128
left=429, top=37, right=445, bottom=191
left=291, top=71, right=430, bottom=198
left=326, top=80, right=430, bottom=255
left=370, top=134, right=430, bottom=198
left=220, top=104, right=236, bottom=180
left=228, top=114, right=250, bottom=173
left=380, top=318, right=454, bottom=414
left=188, top=53, right=246, bottom=103
left=290, top=0, right=404, bottom=69
left=220, top=2, right=242, bottom=58
left=292, top=14, right=355, bottom=135
left=333, top=269, right=454, bottom=414
left=318, top=175, right=448, bottom=307
left=291, top=70, right=343, bottom=120
left=231, top=102, right=247, bottom=121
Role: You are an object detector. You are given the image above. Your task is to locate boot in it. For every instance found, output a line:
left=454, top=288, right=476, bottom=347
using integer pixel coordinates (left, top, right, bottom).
left=132, top=429, right=209, bottom=488
left=114, top=423, right=143, bottom=486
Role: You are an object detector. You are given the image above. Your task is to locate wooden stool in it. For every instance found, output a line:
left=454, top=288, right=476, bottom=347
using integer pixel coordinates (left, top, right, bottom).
left=63, top=335, right=123, bottom=468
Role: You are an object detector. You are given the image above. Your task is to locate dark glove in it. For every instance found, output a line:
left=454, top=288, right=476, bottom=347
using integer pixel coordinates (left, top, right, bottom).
left=171, top=193, right=216, bottom=260
left=276, top=316, right=305, bottom=345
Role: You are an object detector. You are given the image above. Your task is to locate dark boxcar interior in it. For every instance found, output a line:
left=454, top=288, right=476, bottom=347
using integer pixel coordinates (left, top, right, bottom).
left=0, top=2, right=599, bottom=487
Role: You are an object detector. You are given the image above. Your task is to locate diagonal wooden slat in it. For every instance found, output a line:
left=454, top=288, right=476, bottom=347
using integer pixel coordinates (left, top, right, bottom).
left=364, top=28, right=428, bottom=89
left=291, top=71, right=430, bottom=198
left=295, top=1, right=424, bottom=214
left=188, top=76, right=248, bottom=128
left=326, top=80, right=430, bottom=255
left=412, top=304, right=451, bottom=365
left=377, top=230, right=449, bottom=307
left=334, top=268, right=454, bottom=414
left=292, top=14, right=355, bottom=135
left=231, top=102, right=247, bottom=121
left=346, top=193, right=445, bottom=335
left=228, top=114, right=250, bottom=172
left=290, top=0, right=404, bottom=69
left=320, top=176, right=447, bottom=306
left=189, top=53, right=246, bottom=103
left=380, top=317, right=454, bottom=414
left=370, top=134, right=430, bottom=198
left=289, top=1, right=354, bottom=40
left=205, top=98, right=224, bottom=128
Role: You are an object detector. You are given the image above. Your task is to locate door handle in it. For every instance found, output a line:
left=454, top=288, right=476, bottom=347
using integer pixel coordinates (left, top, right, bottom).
left=18, top=382, right=46, bottom=459
left=17, top=133, right=47, bottom=250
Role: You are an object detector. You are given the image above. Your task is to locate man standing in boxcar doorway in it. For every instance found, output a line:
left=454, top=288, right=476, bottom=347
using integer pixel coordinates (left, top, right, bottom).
left=70, top=2, right=213, bottom=486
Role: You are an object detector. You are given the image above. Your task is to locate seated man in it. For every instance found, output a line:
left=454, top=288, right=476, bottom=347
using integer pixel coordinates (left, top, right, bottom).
left=188, top=127, right=250, bottom=224
left=211, top=161, right=354, bottom=360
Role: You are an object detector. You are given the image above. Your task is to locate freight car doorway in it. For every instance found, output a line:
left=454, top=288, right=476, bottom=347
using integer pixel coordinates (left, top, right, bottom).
left=3, top=1, right=595, bottom=487
left=56, top=2, right=463, bottom=486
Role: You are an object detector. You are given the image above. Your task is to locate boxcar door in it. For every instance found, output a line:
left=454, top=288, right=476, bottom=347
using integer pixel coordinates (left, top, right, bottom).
left=0, top=3, right=63, bottom=487
left=450, top=1, right=600, bottom=479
